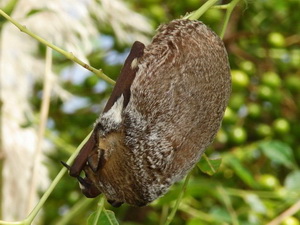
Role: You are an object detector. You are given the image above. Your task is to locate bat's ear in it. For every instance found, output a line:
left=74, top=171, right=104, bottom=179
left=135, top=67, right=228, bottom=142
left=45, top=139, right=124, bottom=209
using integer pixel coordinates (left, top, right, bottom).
left=103, top=41, right=145, bottom=113
left=87, top=148, right=105, bottom=172
left=69, top=131, right=97, bottom=177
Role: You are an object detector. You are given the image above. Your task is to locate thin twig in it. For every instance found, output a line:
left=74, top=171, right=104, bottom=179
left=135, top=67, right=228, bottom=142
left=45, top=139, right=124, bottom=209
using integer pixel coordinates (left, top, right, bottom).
left=212, top=4, right=230, bottom=9
left=164, top=172, right=192, bottom=225
left=220, top=0, right=242, bottom=39
left=27, top=47, right=53, bottom=213
left=202, top=154, right=216, bottom=173
left=24, top=132, right=93, bottom=224
left=218, top=186, right=239, bottom=225
left=184, top=0, right=219, bottom=20
left=266, top=199, right=300, bottom=225
left=0, top=8, right=115, bottom=85
left=93, top=197, right=105, bottom=225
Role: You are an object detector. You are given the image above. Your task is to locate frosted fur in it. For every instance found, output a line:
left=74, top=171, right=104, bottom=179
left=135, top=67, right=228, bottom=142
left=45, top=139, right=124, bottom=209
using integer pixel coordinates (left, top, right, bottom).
left=84, top=19, right=231, bottom=206
left=101, top=95, right=124, bottom=125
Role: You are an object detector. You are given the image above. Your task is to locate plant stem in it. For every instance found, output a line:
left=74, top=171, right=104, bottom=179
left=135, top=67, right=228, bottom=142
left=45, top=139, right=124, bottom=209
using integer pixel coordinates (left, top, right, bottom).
left=218, top=186, right=239, bottom=225
left=184, top=0, right=219, bottom=20
left=220, top=0, right=242, bottom=39
left=212, top=4, right=230, bottom=9
left=164, top=172, right=192, bottom=225
left=24, top=132, right=93, bottom=224
left=93, top=197, right=105, bottom=225
left=0, top=8, right=115, bottom=85
left=202, top=153, right=216, bottom=173
left=27, top=47, right=53, bottom=213
left=267, top=199, right=300, bottom=225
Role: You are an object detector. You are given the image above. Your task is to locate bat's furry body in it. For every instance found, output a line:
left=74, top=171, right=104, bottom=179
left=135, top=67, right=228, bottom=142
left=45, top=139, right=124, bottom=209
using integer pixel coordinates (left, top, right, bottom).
left=68, top=19, right=231, bottom=207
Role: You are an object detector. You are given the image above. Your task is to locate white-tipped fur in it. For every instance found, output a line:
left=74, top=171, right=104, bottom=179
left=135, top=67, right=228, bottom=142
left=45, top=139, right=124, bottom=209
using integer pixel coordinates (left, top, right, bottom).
left=131, top=58, right=139, bottom=69
left=102, top=95, right=124, bottom=124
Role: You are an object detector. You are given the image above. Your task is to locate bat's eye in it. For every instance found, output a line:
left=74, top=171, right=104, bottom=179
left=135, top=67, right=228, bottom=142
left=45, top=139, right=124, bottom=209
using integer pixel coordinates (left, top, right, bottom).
left=95, top=122, right=104, bottom=132
left=87, top=148, right=105, bottom=172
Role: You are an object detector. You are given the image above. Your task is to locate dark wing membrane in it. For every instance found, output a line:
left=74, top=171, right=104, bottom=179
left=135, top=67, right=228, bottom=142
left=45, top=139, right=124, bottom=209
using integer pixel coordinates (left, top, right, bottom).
left=69, top=41, right=145, bottom=176
left=103, top=41, right=145, bottom=112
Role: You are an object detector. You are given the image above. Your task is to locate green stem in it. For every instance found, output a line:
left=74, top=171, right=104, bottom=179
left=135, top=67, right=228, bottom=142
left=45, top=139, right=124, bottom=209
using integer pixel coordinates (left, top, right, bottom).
left=23, top=132, right=93, bottom=224
left=164, top=172, right=192, bottom=225
left=0, top=8, right=115, bottom=85
left=93, top=197, right=105, bottom=225
left=184, top=0, right=219, bottom=20
left=218, top=186, right=239, bottom=225
left=212, top=4, right=230, bottom=9
left=220, top=0, right=242, bottom=39
left=202, top=153, right=216, bottom=173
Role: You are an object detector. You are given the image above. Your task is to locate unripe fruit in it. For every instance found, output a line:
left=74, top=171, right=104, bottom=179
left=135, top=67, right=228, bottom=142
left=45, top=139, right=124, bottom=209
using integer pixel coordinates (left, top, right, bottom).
left=258, top=174, right=280, bottom=190
left=229, top=127, right=247, bottom=144
left=247, top=103, right=261, bottom=118
left=267, top=32, right=285, bottom=47
left=240, top=61, right=255, bottom=74
left=257, top=85, right=273, bottom=100
left=285, top=75, right=300, bottom=92
left=273, top=118, right=290, bottom=134
left=256, top=124, right=272, bottom=137
left=261, top=71, right=281, bottom=88
left=281, top=217, right=300, bottom=225
left=231, top=70, right=249, bottom=90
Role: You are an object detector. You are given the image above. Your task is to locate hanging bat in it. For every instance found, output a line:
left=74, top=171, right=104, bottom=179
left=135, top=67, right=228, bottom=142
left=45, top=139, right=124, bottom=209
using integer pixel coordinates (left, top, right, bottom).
left=62, top=19, right=231, bottom=207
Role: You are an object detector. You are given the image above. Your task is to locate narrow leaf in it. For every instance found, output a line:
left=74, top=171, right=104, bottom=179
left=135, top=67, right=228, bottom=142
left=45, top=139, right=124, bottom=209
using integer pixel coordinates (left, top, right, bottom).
left=198, top=155, right=222, bottom=176
left=87, top=210, right=119, bottom=225
left=225, top=156, right=258, bottom=188
left=259, top=140, right=297, bottom=169
left=284, top=170, right=300, bottom=191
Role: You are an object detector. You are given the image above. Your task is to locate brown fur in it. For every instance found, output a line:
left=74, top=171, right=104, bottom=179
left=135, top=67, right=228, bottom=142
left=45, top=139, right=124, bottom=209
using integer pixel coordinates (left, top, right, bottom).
left=70, top=19, right=231, bottom=207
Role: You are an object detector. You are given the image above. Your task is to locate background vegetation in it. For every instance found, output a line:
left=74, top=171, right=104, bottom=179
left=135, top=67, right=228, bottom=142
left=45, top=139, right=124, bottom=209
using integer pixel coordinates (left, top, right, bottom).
left=1, top=0, right=300, bottom=224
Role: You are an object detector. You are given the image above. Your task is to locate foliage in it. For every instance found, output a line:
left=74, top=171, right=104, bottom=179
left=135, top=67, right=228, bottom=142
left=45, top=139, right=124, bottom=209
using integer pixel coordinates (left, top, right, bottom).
left=1, top=0, right=300, bottom=224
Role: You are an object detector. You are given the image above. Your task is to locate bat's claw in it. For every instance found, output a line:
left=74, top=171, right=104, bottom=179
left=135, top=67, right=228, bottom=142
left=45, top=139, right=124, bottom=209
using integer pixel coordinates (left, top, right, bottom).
left=61, top=161, right=71, bottom=170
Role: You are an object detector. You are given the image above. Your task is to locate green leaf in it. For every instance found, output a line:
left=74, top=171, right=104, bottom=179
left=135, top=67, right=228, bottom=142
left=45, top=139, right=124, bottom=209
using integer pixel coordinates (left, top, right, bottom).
left=259, top=140, right=297, bottom=169
left=198, top=155, right=222, bottom=176
left=209, top=207, right=231, bottom=223
left=187, top=218, right=207, bottom=225
left=87, top=210, right=119, bottom=225
left=225, top=156, right=258, bottom=188
left=244, top=194, right=266, bottom=213
left=284, top=170, right=300, bottom=191
left=25, top=8, right=51, bottom=17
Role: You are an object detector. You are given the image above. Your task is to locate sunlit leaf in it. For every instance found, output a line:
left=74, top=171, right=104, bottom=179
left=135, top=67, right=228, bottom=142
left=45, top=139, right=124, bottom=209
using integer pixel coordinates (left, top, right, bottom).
left=209, top=207, right=231, bottom=223
left=259, top=140, right=297, bottom=169
left=87, top=210, right=119, bottom=225
left=244, top=194, right=266, bottom=213
left=198, top=155, right=222, bottom=176
left=284, top=170, right=300, bottom=191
